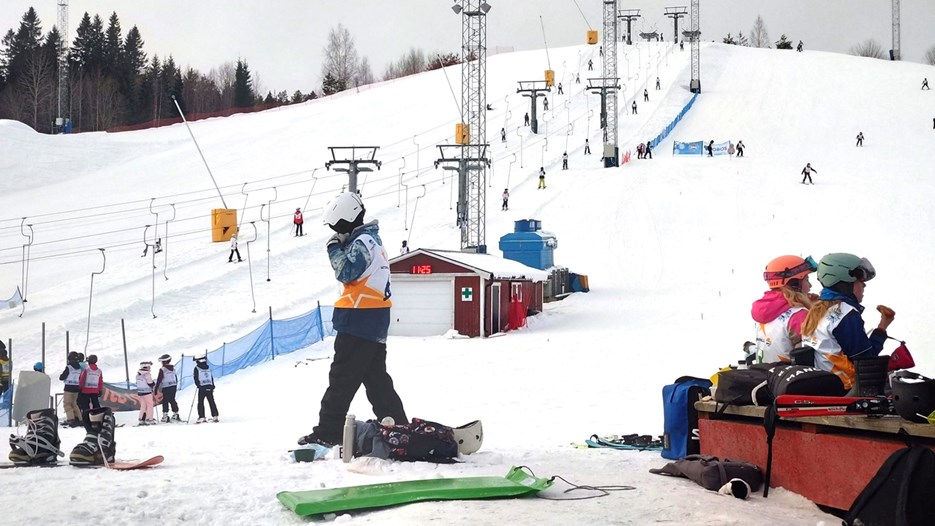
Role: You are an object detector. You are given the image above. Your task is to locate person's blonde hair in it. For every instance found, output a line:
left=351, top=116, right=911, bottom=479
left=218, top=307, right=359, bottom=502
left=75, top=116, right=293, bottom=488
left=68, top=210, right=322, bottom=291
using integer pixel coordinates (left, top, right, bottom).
left=780, top=286, right=812, bottom=310
left=801, top=300, right=840, bottom=337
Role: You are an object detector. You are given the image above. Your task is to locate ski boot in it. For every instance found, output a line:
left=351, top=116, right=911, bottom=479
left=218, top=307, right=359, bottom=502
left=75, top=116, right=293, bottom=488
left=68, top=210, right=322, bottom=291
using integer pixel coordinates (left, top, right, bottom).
left=195, top=417, right=206, bottom=424
left=211, top=416, right=219, bottom=423
left=160, top=414, right=170, bottom=423
left=145, top=419, right=156, bottom=426
left=69, top=408, right=117, bottom=466
left=8, top=408, right=64, bottom=464
left=171, top=413, right=181, bottom=422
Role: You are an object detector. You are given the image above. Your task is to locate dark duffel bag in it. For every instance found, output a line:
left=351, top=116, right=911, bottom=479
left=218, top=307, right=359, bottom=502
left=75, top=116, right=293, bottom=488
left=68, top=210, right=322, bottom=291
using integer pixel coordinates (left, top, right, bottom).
left=767, top=364, right=846, bottom=398
left=714, top=368, right=771, bottom=406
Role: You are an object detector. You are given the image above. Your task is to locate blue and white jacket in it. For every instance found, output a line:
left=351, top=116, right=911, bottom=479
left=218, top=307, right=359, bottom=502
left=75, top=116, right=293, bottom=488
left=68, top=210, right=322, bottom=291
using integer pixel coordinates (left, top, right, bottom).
left=327, top=221, right=392, bottom=343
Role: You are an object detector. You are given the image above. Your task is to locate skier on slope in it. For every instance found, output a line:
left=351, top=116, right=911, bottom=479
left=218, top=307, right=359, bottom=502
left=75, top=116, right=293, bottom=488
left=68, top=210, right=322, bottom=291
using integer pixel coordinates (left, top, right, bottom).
left=193, top=355, right=219, bottom=423
left=77, top=355, right=103, bottom=413
left=752, top=255, right=817, bottom=364
left=294, top=208, right=304, bottom=237
left=297, top=192, right=408, bottom=447
left=59, top=352, right=83, bottom=427
left=136, top=361, right=156, bottom=426
left=154, top=354, right=181, bottom=422
left=800, top=162, right=817, bottom=184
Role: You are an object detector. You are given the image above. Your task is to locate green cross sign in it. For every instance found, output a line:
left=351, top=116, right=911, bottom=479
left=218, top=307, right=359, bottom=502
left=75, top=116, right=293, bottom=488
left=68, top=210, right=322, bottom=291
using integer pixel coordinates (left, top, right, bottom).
left=461, top=287, right=473, bottom=301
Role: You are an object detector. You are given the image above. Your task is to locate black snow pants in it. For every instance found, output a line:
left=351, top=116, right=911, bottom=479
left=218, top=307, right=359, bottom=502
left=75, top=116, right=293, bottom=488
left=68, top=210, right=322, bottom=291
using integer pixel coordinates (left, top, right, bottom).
left=313, top=332, right=408, bottom=443
left=161, top=385, right=179, bottom=413
left=197, top=387, right=219, bottom=418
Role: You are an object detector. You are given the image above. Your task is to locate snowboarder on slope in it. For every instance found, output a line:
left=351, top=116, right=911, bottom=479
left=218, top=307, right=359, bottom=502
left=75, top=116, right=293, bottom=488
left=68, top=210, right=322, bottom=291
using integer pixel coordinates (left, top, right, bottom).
left=801, top=163, right=817, bottom=184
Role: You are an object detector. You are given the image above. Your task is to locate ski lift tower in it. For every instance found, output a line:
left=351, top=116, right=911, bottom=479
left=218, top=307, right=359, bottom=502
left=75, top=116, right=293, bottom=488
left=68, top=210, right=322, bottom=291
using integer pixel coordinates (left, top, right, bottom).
left=891, top=0, right=901, bottom=60
left=617, top=9, right=640, bottom=45
left=686, top=0, right=701, bottom=93
left=516, top=80, right=550, bottom=134
left=596, top=0, right=620, bottom=167
left=56, top=0, right=69, bottom=133
left=325, top=146, right=381, bottom=194
left=664, top=6, right=688, bottom=44
left=436, top=0, right=491, bottom=253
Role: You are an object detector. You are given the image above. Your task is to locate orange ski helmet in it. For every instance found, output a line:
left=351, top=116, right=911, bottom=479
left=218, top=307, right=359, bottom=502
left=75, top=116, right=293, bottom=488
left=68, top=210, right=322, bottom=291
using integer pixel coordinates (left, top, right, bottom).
left=763, top=255, right=817, bottom=289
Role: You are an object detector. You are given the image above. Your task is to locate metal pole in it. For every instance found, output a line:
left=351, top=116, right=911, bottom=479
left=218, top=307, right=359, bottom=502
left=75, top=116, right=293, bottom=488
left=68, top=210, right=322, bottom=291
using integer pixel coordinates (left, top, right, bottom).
left=42, top=322, right=46, bottom=369
left=171, top=95, right=228, bottom=209
left=121, top=318, right=130, bottom=388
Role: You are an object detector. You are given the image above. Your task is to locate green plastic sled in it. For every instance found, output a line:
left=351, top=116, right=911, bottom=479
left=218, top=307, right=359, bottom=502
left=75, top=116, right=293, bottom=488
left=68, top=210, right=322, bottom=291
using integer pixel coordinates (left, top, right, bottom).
left=277, top=466, right=552, bottom=517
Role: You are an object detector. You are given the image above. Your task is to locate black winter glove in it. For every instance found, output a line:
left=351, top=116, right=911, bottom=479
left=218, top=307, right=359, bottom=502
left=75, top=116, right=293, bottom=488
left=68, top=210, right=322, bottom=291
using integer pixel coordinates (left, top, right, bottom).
left=327, top=233, right=349, bottom=248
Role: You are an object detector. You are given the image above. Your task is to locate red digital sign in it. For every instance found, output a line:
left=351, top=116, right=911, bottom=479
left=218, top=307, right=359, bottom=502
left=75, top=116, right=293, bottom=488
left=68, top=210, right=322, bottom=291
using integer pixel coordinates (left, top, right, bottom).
left=410, top=264, right=433, bottom=274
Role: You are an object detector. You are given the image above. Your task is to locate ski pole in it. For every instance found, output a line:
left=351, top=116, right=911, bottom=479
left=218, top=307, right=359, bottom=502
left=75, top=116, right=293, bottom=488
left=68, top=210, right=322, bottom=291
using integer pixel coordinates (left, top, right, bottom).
left=186, top=390, right=196, bottom=424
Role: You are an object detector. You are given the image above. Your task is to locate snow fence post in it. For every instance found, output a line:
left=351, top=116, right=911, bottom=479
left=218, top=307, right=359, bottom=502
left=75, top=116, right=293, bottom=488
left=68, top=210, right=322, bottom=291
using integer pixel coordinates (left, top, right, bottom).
left=269, top=306, right=275, bottom=360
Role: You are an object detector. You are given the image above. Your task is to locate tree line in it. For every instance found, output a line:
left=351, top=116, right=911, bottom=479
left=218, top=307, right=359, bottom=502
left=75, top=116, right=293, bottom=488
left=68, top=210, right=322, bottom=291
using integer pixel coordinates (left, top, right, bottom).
left=0, top=10, right=461, bottom=134
left=723, top=14, right=935, bottom=63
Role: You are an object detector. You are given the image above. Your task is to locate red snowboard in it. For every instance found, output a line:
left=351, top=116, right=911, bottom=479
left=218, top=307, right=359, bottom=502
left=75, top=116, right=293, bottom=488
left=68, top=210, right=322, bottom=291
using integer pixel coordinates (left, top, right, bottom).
left=73, top=455, right=164, bottom=470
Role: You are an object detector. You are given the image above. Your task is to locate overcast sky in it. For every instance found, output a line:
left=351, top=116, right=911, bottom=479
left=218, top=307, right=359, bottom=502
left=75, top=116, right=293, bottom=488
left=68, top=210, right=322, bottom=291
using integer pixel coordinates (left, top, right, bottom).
left=2, top=1, right=933, bottom=94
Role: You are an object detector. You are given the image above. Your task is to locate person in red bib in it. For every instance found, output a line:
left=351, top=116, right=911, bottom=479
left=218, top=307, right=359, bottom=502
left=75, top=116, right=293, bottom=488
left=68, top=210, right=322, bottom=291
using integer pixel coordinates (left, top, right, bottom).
left=294, top=207, right=304, bottom=236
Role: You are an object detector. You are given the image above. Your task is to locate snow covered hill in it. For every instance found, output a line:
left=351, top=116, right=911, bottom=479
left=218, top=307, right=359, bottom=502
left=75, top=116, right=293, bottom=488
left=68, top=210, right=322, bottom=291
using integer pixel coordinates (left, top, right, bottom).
left=2, top=41, right=934, bottom=524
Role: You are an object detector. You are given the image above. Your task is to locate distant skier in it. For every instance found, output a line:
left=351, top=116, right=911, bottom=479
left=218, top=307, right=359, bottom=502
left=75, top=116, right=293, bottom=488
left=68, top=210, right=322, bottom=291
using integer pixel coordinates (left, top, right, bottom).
left=400, top=240, right=410, bottom=255
left=636, top=142, right=644, bottom=159
left=502, top=188, right=510, bottom=211
left=538, top=167, right=546, bottom=189
left=524, top=112, right=530, bottom=126
left=796, top=40, right=803, bottom=52
left=599, top=46, right=603, bottom=57
left=59, top=352, right=82, bottom=427
left=736, top=140, right=745, bottom=157
left=643, top=89, right=649, bottom=102
left=575, top=73, right=580, bottom=84
left=0, top=344, right=9, bottom=395
left=631, top=100, right=638, bottom=115
left=557, top=82, right=563, bottom=95
left=584, top=138, right=591, bottom=155
left=154, top=354, right=180, bottom=422
left=228, top=234, right=243, bottom=263
left=706, top=140, right=714, bottom=157
left=136, top=361, right=156, bottom=426
left=562, top=152, right=568, bottom=170
left=923, top=78, right=930, bottom=90
left=856, top=132, right=864, bottom=147
left=801, top=163, right=817, bottom=185
left=500, top=127, right=506, bottom=142
left=193, top=356, right=219, bottom=423
left=656, top=77, right=661, bottom=90
left=294, top=208, right=304, bottom=236
left=77, top=354, right=102, bottom=413
left=543, top=97, right=549, bottom=111
left=588, top=59, right=593, bottom=71
left=679, top=40, right=684, bottom=51
left=644, top=141, right=653, bottom=159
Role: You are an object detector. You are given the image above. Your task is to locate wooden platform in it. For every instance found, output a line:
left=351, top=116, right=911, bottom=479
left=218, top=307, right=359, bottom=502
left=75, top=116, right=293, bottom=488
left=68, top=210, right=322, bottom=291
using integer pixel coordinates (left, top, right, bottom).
left=695, top=399, right=935, bottom=510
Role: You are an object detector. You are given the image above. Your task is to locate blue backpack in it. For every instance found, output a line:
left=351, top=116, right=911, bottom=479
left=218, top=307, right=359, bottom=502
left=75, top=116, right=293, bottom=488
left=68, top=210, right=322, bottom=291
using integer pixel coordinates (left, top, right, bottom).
left=661, top=376, right=712, bottom=460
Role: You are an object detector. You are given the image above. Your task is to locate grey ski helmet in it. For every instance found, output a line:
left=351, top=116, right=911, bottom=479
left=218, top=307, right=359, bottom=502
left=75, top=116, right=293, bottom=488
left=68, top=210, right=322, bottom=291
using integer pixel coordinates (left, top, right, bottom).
left=891, top=371, right=935, bottom=423
left=453, top=420, right=484, bottom=455
left=158, top=353, right=171, bottom=363
left=816, top=253, right=876, bottom=288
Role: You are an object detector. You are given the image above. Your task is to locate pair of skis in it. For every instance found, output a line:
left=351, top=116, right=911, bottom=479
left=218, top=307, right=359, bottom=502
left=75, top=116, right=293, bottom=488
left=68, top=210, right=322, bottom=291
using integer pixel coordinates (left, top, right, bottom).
left=773, top=394, right=893, bottom=418
left=581, top=434, right=663, bottom=451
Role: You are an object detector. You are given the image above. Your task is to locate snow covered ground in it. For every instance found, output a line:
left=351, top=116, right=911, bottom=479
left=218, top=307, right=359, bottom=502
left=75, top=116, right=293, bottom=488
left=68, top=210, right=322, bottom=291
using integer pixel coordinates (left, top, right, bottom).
left=2, top=40, right=935, bottom=525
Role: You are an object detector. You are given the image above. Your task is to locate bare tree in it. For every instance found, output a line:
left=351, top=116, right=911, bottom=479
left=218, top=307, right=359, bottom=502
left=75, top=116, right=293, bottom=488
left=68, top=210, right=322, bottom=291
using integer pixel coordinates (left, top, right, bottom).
left=357, top=56, right=374, bottom=86
left=210, top=61, right=236, bottom=109
left=924, top=45, right=935, bottom=66
left=321, top=23, right=359, bottom=90
left=850, top=39, right=885, bottom=59
left=749, top=15, right=770, bottom=49
left=16, top=47, right=56, bottom=130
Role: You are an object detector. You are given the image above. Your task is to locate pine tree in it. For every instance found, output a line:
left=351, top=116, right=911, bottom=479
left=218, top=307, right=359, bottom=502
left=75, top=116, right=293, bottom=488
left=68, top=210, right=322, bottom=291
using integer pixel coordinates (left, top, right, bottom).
left=234, top=59, right=254, bottom=107
left=102, top=12, right=122, bottom=78
left=321, top=72, right=344, bottom=96
left=291, top=90, right=304, bottom=103
left=775, top=34, right=793, bottom=50
left=722, top=33, right=736, bottom=45
left=122, top=26, right=146, bottom=122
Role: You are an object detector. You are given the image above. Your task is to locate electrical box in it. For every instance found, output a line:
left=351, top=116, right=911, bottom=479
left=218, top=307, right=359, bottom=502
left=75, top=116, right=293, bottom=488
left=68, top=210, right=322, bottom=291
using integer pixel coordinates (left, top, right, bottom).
left=455, top=123, right=470, bottom=145
left=587, top=30, right=599, bottom=45
left=544, top=70, right=555, bottom=87
left=211, top=208, right=238, bottom=242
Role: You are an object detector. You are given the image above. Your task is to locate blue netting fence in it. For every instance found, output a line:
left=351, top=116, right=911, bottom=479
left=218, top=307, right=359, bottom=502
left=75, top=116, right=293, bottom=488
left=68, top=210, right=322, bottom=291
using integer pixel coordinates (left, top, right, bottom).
left=172, top=304, right=336, bottom=391
left=649, top=92, right=698, bottom=150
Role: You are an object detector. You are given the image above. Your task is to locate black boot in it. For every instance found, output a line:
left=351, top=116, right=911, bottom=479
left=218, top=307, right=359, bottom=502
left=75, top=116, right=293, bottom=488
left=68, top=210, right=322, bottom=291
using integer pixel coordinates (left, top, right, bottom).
left=853, top=356, right=891, bottom=397
left=8, top=409, right=63, bottom=464
left=69, top=407, right=117, bottom=465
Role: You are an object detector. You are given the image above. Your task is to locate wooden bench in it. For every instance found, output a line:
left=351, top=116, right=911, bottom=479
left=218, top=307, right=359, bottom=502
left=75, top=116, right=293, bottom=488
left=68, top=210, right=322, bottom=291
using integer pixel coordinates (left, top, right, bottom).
left=694, top=399, right=935, bottom=510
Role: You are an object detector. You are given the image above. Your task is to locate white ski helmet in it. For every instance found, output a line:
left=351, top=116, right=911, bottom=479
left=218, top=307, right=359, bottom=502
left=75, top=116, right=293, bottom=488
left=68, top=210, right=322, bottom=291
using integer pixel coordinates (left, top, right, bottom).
left=453, top=420, right=484, bottom=455
left=158, top=353, right=171, bottom=363
left=139, top=361, right=152, bottom=370
left=322, top=192, right=365, bottom=232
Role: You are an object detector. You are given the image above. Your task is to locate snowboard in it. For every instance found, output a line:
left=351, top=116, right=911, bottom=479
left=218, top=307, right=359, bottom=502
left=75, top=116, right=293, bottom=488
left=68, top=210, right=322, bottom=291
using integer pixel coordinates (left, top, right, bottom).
left=72, top=455, right=164, bottom=470
left=277, top=465, right=552, bottom=517
left=583, top=434, right=663, bottom=451
left=1, top=455, right=163, bottom=470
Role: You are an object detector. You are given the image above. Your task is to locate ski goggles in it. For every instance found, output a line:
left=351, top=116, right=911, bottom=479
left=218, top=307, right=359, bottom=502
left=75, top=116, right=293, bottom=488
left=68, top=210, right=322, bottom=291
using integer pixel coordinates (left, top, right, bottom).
left=763, top=256, right=818, bottom=283
left=849, top=258, right=876, bottom=282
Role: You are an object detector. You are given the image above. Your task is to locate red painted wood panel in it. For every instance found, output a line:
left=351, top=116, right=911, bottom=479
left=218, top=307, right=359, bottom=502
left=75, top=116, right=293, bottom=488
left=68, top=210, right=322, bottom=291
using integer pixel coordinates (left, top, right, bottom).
left=698, top=417, right=935, bottom=510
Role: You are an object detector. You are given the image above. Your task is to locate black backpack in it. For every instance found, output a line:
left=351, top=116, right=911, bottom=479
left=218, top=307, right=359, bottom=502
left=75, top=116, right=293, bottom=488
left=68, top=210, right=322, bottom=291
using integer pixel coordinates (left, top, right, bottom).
left=379, top=418, right=459, bottom=463
left=844, top=443, right=935, bottom=526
